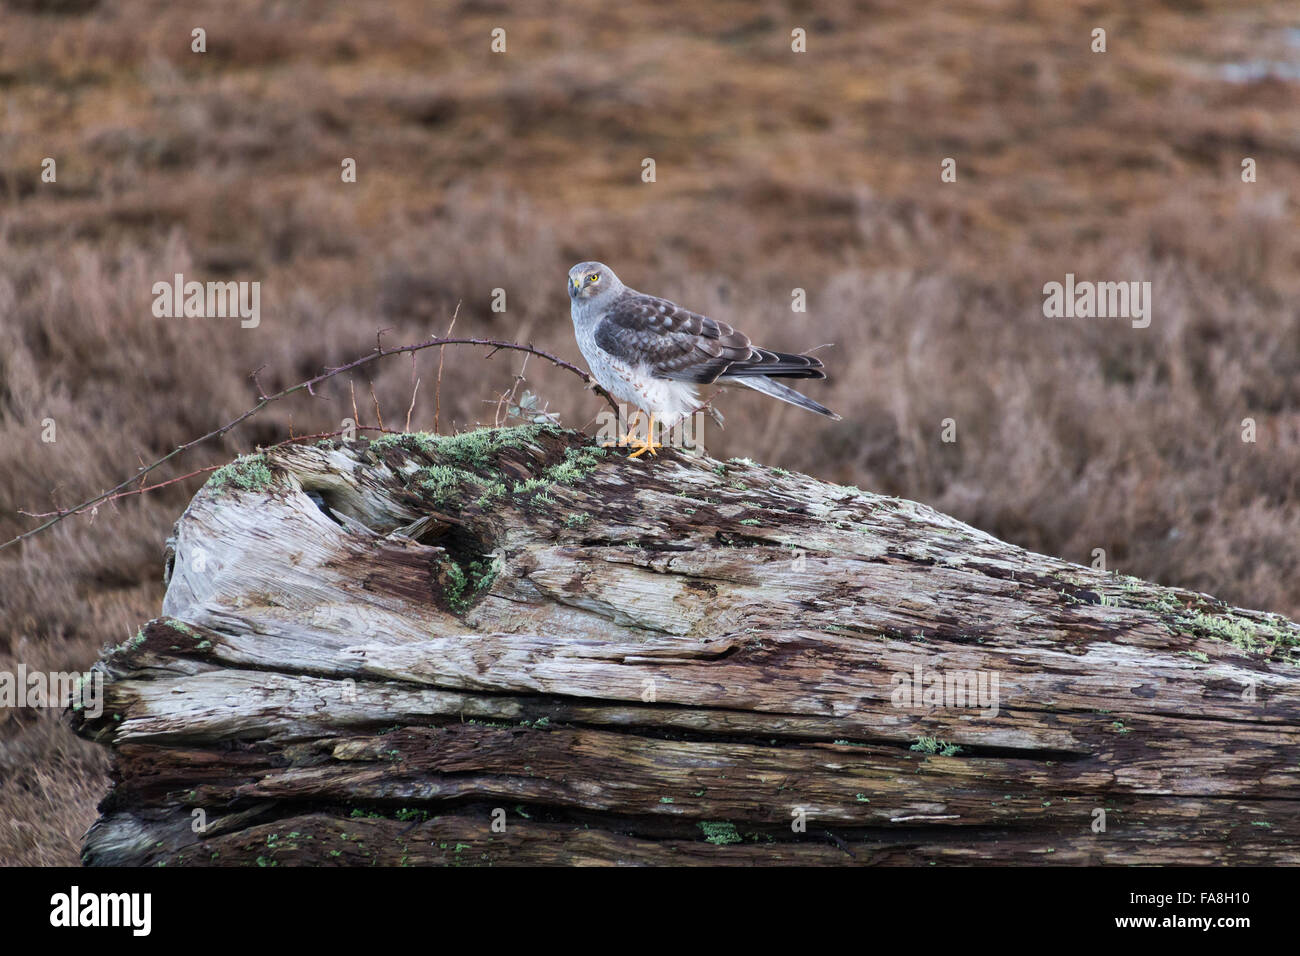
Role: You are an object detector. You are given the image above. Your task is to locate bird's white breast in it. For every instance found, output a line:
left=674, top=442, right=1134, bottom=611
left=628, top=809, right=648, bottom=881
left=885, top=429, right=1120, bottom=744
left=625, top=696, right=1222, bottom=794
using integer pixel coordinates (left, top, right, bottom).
left=572, top=312, right=699, bottom=428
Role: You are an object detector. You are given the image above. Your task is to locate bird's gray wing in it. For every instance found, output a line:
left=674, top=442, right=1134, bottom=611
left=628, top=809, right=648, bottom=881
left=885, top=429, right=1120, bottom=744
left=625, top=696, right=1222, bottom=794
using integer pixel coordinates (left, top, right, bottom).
left=593, top=292, right=753, bottom=384
left=594, top=292, right=827, bottom=383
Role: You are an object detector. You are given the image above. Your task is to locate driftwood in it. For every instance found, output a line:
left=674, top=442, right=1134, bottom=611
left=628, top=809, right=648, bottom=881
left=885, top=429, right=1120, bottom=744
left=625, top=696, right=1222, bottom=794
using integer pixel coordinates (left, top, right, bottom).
left=73, top=425, right=1300, bottom=865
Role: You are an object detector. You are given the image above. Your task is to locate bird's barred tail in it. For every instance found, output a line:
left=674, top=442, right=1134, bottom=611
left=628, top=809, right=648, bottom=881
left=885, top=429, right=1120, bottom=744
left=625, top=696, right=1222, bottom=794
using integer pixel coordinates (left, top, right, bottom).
left=723, top=348, right=826, bottom=379
left=730, top=375, right=841, bottom=420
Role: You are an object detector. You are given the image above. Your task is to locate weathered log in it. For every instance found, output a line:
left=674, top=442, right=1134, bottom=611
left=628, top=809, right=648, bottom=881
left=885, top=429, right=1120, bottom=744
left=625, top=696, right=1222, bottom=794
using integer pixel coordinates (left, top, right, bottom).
left=72, top=425, right=1300, bottom=865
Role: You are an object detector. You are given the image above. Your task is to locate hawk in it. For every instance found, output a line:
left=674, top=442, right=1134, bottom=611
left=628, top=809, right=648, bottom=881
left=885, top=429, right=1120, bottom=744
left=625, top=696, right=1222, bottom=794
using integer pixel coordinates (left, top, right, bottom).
left=568, top=261, right=839, bottom=457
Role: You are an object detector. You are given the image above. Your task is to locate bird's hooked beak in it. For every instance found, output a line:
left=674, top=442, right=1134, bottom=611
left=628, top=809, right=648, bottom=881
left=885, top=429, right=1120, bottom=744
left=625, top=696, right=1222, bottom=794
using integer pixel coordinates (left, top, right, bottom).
left=569, top=275, right=582, bottom=298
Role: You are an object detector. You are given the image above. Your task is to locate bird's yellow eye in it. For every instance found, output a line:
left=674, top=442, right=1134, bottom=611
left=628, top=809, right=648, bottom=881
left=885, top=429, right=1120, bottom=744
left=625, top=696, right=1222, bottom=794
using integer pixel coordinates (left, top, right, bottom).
left=587, top=273, right=600, bottom=283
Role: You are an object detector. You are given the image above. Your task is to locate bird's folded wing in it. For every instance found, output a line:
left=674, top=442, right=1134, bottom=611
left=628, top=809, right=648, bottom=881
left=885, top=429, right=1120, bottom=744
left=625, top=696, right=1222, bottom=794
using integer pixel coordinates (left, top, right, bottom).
left=594, top=292, right=825, bottom=383
left=593, top=293, right=752, bottom=384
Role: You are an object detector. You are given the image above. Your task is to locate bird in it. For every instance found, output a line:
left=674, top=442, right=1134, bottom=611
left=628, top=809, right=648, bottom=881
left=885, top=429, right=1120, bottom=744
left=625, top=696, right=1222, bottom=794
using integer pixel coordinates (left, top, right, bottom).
left=568, top=261, right=839, bottom=458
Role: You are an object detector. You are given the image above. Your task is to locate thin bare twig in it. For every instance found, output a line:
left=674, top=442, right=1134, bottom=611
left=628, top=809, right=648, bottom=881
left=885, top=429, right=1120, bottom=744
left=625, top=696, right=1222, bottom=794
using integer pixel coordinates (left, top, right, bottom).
left=405, top=378, right=421, bottom=432
left=249, top=365, right=270, bottom=401
left=21, top=466, right=222, bottom=516
left=15, top=426, right=388, bottom=519
left=368, top=379, right=385, bottom=433
left=405, top=352, right=420, bottom=433
left=434, top=303, right=460, bottom=435
left=493, top=354, right=530, bottom=427
left=2, top=331, right=616, bottom=552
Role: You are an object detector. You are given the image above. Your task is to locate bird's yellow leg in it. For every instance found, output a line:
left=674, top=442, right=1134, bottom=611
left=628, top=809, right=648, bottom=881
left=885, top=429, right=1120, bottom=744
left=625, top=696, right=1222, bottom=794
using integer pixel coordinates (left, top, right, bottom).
left=627, top=413, right=662, bottom=459
left=602, top=410, right=643, bottom=447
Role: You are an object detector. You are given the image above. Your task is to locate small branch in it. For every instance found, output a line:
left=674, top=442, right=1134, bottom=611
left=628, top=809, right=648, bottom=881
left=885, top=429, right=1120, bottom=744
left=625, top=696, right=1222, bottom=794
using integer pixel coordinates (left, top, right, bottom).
left=493, top=354, right=530, bottom=427
left=249, top=365, right=270, bottom=401
left=21, top=466, right=222, bottom=515
left=2, top=331, right=616, bottom=552
left=405, top=351, right=420, bottom=433
left=405, top=377, right=421, bottom=433
left=369, top=379, right=385, bottom=433
left=16, top=426, right=392, bottom=519
left=435, top=303, right=459, bottom=436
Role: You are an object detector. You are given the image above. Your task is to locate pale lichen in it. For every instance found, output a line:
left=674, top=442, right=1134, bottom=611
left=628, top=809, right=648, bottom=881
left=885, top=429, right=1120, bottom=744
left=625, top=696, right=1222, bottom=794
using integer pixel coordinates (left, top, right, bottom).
left=206, top=454, right=274, bottom=492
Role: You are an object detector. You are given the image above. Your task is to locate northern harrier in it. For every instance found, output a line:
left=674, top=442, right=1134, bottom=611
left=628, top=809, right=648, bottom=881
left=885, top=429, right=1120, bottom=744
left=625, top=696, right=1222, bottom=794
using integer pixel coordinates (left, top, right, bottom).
left=568, top=261, right=839, bottom=457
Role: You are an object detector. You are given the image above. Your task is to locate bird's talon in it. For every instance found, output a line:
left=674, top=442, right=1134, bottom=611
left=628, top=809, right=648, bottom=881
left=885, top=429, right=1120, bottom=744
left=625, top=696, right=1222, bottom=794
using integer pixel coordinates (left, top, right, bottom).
left=602, top=427, right=643, bottom=448
left=626, top=438, right=662, bottom=459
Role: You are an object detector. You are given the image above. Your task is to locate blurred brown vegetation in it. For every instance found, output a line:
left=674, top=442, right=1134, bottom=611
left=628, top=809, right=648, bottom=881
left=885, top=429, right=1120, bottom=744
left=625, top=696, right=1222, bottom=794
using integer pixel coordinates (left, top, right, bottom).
left=1, top=0, right=1298, bottom=864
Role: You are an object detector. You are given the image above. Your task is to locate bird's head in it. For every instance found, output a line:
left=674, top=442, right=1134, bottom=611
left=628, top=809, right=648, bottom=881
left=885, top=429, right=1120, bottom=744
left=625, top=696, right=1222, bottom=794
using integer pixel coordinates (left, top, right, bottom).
left=568, top=261, right=620, bottom=302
